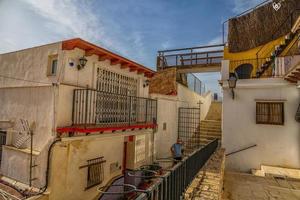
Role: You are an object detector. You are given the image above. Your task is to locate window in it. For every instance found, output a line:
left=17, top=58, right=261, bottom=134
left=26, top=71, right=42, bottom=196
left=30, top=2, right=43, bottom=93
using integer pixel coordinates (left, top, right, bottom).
left=79, top=156, right=106, bottom=190
left=256, top=102, right=284, bottom=125
left=96, top=68, right=137, bottom=96
left=47, top=55, right=58, bottom=76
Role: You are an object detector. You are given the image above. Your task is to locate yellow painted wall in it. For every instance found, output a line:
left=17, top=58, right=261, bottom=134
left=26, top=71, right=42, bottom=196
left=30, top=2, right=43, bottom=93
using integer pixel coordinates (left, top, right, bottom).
left=47, top=130, right=153, bottom=200
left=224, top=36, right=285, bottom=77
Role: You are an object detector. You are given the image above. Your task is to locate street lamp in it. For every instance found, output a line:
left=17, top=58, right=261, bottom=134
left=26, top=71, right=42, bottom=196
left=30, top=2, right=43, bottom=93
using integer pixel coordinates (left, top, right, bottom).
left=77, top=56, right=88, bottom=70
left=228, top=73, right=238, bottom=99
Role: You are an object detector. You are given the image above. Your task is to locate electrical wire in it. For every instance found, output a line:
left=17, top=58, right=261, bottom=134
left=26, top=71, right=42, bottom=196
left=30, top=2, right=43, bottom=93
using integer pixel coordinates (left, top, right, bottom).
left=0, top=74, right=51, bottom=85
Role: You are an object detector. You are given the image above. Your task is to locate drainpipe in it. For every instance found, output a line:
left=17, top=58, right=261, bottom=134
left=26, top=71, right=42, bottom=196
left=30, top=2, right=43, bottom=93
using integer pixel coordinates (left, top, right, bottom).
left=36, top=138, right=61, bottom=195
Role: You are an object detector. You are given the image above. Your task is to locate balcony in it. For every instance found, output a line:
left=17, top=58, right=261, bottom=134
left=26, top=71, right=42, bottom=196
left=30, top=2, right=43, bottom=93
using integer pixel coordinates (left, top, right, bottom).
left=57, top=89, right=157, bottom=135
left=229, top=55, right=300, bottom=80
left=157, top=44, right=224, bottom=73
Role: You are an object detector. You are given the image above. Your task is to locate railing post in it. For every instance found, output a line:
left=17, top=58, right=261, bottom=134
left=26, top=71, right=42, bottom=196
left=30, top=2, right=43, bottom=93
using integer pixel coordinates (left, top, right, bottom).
left=128, top=96, right=131, bottom=126
left=85, top=89, right=89, bottom=126
left=145, top=99, right=148, bottom=123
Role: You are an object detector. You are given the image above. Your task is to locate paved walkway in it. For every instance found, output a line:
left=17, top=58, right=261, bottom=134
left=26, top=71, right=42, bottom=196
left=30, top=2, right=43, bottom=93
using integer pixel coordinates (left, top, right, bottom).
left=223, top=172, right=300, bottom=200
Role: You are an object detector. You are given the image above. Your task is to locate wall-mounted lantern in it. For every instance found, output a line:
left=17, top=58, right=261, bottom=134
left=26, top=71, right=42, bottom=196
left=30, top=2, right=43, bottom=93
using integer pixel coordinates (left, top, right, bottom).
left=143, top=79, right=150, bottom=88
left=228, top=73, right=238, bottom=99
left=77, top=56, right=88, bottom=70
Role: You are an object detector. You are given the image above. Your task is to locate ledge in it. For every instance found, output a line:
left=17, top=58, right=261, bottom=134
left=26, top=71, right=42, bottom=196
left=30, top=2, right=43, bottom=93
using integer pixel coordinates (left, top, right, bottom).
left=57, top=123, right=157, bottom=135
left=3, top=145, right=40, bottom=156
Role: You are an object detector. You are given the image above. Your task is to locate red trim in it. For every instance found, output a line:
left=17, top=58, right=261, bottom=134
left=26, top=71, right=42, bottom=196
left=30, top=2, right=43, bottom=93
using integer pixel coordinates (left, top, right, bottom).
left=56, top=123, right=157, bottom=135
left=62, top=38, right=155, bottom=78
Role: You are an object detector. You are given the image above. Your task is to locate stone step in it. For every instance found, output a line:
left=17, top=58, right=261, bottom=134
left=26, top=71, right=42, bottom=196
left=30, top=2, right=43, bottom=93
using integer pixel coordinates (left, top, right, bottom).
left=200, top=129, right=222, bottom=135
left=200, top=135, right=222, bottom=139
left=200, top=126, right=221, bottom=130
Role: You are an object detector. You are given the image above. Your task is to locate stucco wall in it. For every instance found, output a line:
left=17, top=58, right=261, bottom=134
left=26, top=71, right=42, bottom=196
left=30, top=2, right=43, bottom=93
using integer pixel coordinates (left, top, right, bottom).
left=0, top=42, right=62, bottom=87
left=0, top=86, right=56, bottom=187
left=49, top=130, right=153, bottom=200
left=152, top=84, right=212, bottom=159
left=222, top=78, right=300, bottom=172
left=61, top=48, right=149, bottom=97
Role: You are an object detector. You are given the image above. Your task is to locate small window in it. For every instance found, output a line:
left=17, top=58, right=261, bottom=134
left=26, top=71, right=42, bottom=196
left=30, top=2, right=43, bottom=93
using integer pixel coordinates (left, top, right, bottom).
left=47, top=55, right=58, bottom=76
left=256, top=102, right=284, bottom=125
left=79, top=156, right=106, bottom=190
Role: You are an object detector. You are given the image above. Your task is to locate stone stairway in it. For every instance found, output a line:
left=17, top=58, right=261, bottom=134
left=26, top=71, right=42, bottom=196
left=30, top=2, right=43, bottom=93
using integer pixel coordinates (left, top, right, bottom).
left=199, top=102, right=222, bottom=146
left=200, top=120, right=222, bottom=146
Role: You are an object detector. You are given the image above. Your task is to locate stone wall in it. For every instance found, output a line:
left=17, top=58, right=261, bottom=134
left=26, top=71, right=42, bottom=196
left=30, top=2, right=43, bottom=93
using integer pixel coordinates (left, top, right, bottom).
left=184, top=148, right=225, bottom=200
left=149, top=68, right=177, bottom=95
left=228, top=0, right=300, bottom=53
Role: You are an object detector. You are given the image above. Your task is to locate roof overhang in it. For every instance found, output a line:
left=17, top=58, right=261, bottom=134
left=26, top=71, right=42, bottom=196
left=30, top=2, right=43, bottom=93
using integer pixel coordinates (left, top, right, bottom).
left=62, top=38, right=155, bottom=78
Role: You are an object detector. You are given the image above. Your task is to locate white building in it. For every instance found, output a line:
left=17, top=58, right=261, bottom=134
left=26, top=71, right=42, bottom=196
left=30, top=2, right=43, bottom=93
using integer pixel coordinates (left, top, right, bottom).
left=221, top=16, right=300, bottom=172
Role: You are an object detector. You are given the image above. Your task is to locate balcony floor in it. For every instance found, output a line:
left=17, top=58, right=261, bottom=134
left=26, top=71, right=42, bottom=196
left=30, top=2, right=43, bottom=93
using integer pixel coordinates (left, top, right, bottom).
left=56, top=123, right=156, bottom=135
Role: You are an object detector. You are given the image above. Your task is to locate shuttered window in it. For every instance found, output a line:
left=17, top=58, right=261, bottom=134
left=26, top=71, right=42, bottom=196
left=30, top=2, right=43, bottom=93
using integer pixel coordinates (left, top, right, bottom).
left=256, top=102, right=284, bottom=125
left=96, top=68, right=137, bottom=96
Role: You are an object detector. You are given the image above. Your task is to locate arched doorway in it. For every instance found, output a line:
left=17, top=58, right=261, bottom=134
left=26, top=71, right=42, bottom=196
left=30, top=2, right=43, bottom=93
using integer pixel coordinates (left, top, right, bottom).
left=235, top=63, right=253, bottom=79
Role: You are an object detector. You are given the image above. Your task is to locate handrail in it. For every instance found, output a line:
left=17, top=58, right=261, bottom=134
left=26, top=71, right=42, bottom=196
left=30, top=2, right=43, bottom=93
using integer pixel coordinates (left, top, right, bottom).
left=226, top=144, right=257, bottom=156
left=158, top=44, right=224, bottom=55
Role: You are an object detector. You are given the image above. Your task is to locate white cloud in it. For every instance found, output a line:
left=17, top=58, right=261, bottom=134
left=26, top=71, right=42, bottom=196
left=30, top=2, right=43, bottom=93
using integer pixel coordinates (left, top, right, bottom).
left=232, top=0, right=266, bottom=14
left=22, top=0, right=116, bottom=50
left=0, top=0, right=150, bottom=65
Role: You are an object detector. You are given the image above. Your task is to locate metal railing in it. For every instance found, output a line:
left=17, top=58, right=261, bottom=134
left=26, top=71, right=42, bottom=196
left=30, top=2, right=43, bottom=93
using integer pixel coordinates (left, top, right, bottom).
left=186, top=74, right=206, bottom=95
left=157, top=44, right=224, bottom=70
left=229, top=58, right=273, bottom=78
left=72, top=89, right=157, bottom=127
left=135, top=139, right=219, bottom=200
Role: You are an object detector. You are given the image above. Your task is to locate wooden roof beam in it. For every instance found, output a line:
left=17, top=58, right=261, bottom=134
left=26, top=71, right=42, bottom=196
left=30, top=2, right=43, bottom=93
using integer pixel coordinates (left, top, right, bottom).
left=137, top=69, right=145, bottom=74
left=111, top=59, right=122, bottom=65
left=85, top=49, right=99, bottom=57
left=99, top=55, right=110, bottom=61
left=129, top=67, right=138, bottom=72
left=121, top=63, right=131, bottom=69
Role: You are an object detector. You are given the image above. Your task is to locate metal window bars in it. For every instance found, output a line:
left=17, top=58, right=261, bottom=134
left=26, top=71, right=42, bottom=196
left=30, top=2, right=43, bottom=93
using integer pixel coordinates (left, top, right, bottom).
left=79, top=156, right=106, bottom=190
left=178, top=107, right=201, bottom=153
left=97, top=139, right=219, bottom=200
left=72, top=89, right=157, bottom=127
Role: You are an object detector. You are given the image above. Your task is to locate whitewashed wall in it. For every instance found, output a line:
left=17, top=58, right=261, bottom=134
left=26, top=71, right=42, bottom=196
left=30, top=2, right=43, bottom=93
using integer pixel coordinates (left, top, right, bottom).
left=151, top=85, right=212, bottom=159
left=222, top=78, right=300, bottom=172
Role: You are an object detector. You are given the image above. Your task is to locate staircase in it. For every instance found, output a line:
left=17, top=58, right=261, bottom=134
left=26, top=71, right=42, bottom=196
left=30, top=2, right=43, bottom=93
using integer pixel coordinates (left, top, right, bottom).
left=199, top=120, right=222, bottom=146
left=199, top=102, right=222, bottom=146
left=256, top=32, right=297, bottom=77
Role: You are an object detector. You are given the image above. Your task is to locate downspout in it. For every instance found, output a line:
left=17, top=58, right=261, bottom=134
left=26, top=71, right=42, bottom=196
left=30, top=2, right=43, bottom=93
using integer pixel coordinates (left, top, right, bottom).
left=37, top=138, right=61, bottom=194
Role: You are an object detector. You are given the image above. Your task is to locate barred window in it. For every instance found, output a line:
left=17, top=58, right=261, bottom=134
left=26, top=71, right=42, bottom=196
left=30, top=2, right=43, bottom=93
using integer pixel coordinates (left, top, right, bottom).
left=256, top=102, right=284, bottom=125
left=79, top=157, right=106, bottom=190
left=96, top=68, right=137, bottom=96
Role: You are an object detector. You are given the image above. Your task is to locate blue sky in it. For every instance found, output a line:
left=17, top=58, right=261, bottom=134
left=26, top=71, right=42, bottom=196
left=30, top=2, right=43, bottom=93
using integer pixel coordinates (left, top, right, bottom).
left=0, top=0, right=264, bottom=95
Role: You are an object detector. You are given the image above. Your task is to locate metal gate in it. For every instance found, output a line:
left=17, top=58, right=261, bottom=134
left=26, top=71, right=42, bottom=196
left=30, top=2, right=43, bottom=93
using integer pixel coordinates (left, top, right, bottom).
left=178, top=107, right=201, bottom=153
left=0, top=131, right=6, bottom=164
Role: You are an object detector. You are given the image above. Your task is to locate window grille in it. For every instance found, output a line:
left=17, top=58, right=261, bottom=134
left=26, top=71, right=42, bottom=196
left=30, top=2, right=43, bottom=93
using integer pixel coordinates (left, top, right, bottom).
left=96, top=68, right=137, bottom=96
left=79, top=156, right=106, bottom=190
left=256, top=102, right=284, bottom=125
